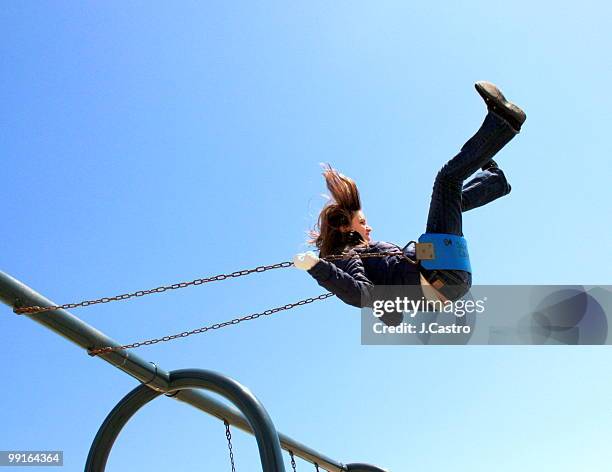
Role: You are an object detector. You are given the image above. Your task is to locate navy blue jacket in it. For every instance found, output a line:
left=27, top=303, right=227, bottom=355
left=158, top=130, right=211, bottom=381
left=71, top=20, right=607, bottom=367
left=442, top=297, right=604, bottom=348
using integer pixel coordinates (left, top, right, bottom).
left=306, top=241, right=422, bottom=308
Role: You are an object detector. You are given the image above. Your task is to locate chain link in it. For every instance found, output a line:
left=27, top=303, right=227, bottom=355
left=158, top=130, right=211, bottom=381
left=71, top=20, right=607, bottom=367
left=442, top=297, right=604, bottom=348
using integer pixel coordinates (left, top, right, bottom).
left=289, top=451, right=297, bottom=472
left=224, top=420, right=236, bottom=472
left=314, top=463, right=320, bottom=472
left=88, top=292, right=334, bottom=356
left=14, top=250, right=415, bottom=316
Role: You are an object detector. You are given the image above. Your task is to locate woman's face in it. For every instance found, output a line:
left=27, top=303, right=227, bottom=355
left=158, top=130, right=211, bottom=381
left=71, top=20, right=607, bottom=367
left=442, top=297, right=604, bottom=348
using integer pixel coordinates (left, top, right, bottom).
left=349, top=210, right=372, bottom=242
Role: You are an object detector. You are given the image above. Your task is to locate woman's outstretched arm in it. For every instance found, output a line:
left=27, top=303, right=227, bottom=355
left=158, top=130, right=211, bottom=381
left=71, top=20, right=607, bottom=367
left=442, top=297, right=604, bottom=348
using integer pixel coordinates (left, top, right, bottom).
left=305, top=254, right=374, bottom=308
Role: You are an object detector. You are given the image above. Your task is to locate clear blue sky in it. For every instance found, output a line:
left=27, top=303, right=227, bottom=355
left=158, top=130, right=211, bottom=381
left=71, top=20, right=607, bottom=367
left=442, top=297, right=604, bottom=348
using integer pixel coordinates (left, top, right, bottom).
left=1, top=1, right=611, bottom=471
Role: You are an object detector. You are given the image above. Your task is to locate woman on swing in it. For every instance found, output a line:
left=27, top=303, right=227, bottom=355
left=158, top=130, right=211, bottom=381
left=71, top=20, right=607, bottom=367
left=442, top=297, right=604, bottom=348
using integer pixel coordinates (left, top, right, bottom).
left=293, top=81, right=526, bottom=308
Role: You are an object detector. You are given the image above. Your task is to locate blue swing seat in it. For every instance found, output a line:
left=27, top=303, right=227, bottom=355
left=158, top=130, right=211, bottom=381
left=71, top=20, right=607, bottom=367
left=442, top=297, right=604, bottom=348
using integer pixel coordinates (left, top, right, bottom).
left=417, top=233, right=472, bottom=273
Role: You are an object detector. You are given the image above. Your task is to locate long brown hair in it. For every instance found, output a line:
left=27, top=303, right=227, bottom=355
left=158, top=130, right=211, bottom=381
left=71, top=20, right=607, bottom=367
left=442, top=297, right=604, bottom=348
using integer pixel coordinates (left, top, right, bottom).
left=309, top=164, right=367, bottom=257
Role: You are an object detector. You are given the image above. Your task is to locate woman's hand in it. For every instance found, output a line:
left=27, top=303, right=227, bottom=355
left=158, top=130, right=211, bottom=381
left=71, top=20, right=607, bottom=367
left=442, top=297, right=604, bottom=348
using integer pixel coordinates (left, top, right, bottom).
left=293, top=251, right=319, bottom=270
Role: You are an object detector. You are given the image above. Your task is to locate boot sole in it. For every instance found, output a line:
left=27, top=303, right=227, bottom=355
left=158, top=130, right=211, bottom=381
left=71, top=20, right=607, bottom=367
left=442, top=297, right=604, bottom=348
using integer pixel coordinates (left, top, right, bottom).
left=475, top=81, right=526, bottom=127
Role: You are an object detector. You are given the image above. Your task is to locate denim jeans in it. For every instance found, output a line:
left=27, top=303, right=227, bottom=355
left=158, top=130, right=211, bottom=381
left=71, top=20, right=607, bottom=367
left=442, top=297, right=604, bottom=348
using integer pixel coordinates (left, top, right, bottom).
left=420, top=111, right=517, bottom=299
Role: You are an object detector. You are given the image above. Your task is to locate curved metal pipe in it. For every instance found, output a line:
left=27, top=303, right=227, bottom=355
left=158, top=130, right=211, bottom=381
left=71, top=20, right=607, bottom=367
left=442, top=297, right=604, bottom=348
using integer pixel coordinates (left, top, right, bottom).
left=170, top=388, right=347, bottom=472
left=85, top=369, right=285, bottom=472
left=85, top=381, right=160, bottom=471
left=346, top=463, right=390, bottom=472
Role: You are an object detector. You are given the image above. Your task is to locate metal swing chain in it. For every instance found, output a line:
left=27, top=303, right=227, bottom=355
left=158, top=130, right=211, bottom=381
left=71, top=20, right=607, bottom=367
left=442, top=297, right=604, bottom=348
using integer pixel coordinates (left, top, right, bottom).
left=14, top=249, right=416, bottom=316
left=314, top=462, right=320, bottom=472
left=224, top=420, right=236, bottom=472
left=13, top=261, right=294, bottom=315
left=289, top=451, right=297, bottom=472
left=87, top=292, right=335, bottom=356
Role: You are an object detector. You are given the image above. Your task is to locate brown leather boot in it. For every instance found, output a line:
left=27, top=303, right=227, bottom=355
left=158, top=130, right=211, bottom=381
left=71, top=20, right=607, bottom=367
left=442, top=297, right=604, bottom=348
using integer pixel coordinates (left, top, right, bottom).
left=475, top=81, right=526, bottom=132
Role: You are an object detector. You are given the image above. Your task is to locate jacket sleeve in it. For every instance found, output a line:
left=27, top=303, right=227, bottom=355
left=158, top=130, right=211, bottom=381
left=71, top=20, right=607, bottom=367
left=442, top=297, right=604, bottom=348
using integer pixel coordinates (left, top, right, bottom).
left=306, top=254, right=374, bottom=308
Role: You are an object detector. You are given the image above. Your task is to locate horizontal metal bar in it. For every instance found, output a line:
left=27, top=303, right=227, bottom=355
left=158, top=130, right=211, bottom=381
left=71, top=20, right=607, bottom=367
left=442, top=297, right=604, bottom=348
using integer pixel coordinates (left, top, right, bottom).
left=0, top=271, right=387, bottom=472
